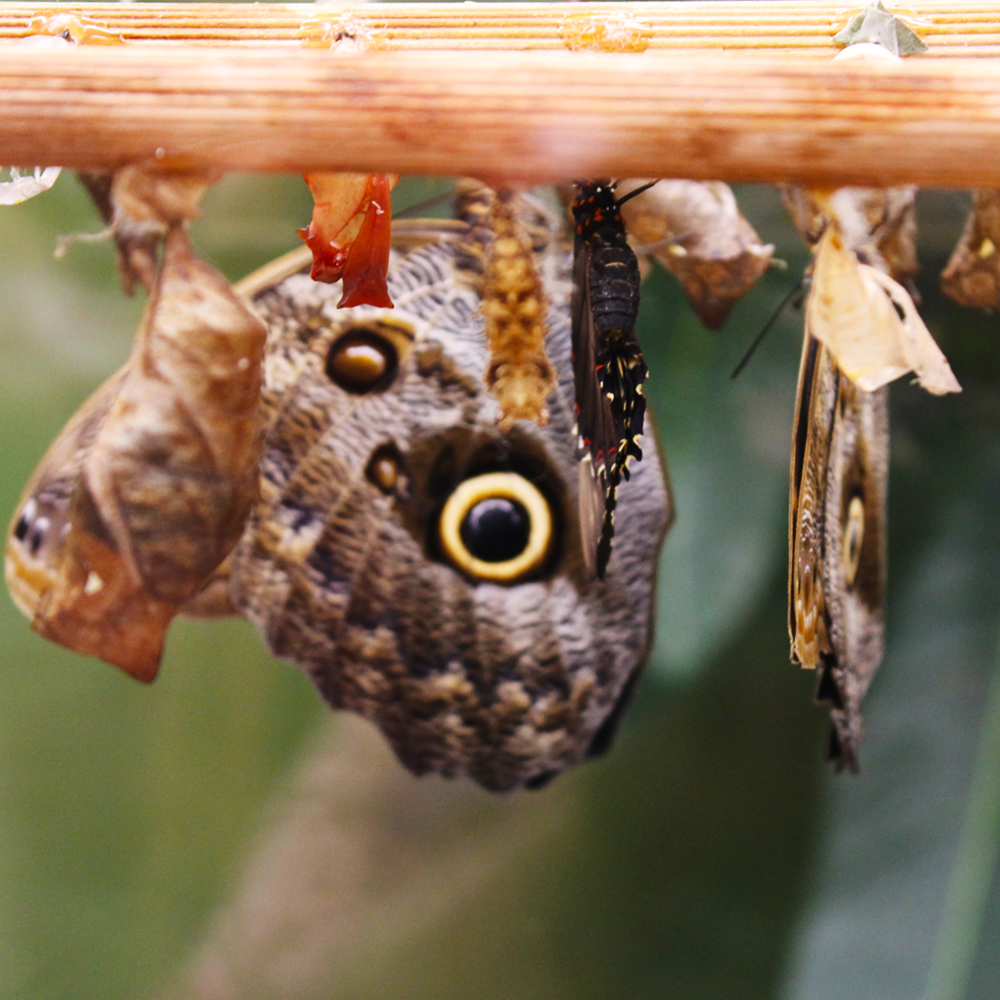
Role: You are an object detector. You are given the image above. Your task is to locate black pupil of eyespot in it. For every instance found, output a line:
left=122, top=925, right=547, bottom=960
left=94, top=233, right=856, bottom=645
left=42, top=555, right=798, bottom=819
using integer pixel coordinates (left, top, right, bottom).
left=460, top=497, right=530, bottom=564
left=14, top=513, right=29, bottom=541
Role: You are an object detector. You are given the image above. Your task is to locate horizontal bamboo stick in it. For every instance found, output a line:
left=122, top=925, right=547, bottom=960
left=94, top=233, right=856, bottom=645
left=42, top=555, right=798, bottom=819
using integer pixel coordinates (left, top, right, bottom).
left=0, top=45, right=1000, bottom=187
left=0, top=46, right=999, bottom=188
left=1, top=1, right=1000, bottom=56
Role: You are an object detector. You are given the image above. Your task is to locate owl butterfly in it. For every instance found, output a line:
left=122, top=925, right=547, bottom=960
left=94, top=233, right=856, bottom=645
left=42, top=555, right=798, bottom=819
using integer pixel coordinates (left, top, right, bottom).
left=217, top=185, right=671, bottom=791
left=571, top=180, right=650, bottom=579
left=789, top=332, right=887, bottom=769
left=6, top=226, right=266, bottom=680
left=786, top=187, right=906, bottom=770
left=941, top=190, right=1000, bottom=310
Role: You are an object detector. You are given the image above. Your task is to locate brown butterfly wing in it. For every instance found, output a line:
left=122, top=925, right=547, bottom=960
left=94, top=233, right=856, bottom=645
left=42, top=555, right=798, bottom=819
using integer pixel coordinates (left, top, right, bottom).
left=821, top=372, right=887, bottom=768
left=789, top=334, right=835, bottom=671
left=789, top=334, right=887, bottom=770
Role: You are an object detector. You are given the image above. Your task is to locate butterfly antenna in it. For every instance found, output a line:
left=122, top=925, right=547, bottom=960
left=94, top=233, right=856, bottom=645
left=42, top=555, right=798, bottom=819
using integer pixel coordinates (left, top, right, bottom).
left=615, top=180, right=659, bottom=208
left=730, top=276, right=807, bottom=380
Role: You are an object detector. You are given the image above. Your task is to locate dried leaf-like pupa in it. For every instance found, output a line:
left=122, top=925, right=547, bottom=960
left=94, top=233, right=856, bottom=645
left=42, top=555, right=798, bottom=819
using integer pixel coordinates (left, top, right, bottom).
left=789, top=188, right=960, bottom=396
left=6, top=226, right=266, bottom=680
left=782, top=184, right=918, bottom=287
left=617, top=179, right=774, bottom=329
left=941, top=190, right=1000, bottom=310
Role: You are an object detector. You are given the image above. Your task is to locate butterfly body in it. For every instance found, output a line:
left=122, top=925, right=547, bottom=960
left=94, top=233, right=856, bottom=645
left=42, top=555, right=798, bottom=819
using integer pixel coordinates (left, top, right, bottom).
left=571, top=181, right=649, bottom=577
left=229, top=199, right=671, bottom=791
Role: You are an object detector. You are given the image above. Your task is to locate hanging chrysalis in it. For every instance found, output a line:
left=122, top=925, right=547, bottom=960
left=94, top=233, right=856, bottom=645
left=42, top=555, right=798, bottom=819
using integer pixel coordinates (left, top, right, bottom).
left=6, top=227, right=266, bottom=680
left=617, top=179, right=773, bottom=329
left=298, top=172, right=400, bottom=307
left=941, top=190, right=1000, bottom=310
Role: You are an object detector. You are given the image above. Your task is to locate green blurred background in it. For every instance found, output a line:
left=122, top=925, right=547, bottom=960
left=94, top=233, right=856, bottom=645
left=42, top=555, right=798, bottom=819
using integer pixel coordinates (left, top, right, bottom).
left=0, top=171, right=997, bottom=1000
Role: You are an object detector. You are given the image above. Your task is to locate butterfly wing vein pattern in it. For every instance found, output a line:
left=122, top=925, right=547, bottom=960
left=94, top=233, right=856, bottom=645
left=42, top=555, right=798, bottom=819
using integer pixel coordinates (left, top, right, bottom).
left=232, top=205, right=671, bottom=791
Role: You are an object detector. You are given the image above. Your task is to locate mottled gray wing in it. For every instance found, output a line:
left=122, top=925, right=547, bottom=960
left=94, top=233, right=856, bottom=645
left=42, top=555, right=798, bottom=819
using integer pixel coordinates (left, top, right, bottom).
left=230, top=221, right=672, bottom=792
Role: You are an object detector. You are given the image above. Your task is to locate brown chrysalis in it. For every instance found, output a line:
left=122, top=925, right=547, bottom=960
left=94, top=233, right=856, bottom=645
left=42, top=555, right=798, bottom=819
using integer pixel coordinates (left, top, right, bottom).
left=617, top=179, right=774, bottom=330
left=6, top=226, right=266, bottom=680
left=941, top=190, right=1000, bottom=310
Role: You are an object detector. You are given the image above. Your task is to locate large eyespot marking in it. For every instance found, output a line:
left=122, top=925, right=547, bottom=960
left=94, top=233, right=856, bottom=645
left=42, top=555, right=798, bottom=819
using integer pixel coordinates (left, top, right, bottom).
left=325, top=320, right=415, bottom=395
left=842, top=494, right=865, bottom=587
left=438, top=471, right=553, bottom=584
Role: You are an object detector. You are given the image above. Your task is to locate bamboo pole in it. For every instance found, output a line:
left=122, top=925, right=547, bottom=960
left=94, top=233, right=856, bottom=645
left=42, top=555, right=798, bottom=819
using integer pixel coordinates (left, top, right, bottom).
left=1, top=4, right=1000, bottom=187
left=2, top=2, right=1000, bottom=57
left=0, top=45, right=1000, bottom=188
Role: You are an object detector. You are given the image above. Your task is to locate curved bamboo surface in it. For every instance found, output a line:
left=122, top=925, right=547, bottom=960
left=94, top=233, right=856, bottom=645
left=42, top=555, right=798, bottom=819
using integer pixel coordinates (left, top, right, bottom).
left=0, top=3, right=998, bottom=187
left=0, top=2, right=999, bottom=57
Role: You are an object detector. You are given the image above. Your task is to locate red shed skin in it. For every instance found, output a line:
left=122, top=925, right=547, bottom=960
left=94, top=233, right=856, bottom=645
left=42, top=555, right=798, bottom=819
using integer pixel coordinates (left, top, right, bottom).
left=298, top=172, right=398, bottom=308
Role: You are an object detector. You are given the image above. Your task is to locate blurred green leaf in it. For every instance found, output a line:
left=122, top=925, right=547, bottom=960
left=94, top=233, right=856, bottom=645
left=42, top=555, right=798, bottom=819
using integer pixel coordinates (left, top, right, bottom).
left=642, top=265, right=800, bottom=680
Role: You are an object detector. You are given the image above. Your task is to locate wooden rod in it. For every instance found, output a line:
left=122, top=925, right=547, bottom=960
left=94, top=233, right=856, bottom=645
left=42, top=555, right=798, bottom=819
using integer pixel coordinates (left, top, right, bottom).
left=1, top=1, right=1000, bottom=57
left=0, top=47, right=998, bottom=188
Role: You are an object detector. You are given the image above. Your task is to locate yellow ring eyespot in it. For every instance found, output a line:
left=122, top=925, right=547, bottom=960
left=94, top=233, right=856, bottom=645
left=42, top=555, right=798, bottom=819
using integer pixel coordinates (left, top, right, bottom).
left=842, top=495, right=865, bottom=587
left=438, top=471, right=553, bottom=584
